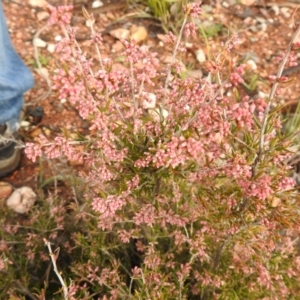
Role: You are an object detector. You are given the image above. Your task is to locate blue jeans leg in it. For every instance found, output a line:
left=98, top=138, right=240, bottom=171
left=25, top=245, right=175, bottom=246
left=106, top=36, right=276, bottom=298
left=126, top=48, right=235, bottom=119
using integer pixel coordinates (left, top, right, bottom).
left=0, top=1, right=34, bottom=131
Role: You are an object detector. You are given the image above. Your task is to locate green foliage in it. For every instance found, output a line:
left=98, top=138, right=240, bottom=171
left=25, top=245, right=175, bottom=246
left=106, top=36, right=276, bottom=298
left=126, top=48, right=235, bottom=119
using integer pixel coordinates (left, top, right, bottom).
left=28, top=54, right=51, bottom=68
left=282, top=100, right=300, bottom=142
left=199, top=22, right=224, bottom=39
left=129, top=0, right=185, bottom=31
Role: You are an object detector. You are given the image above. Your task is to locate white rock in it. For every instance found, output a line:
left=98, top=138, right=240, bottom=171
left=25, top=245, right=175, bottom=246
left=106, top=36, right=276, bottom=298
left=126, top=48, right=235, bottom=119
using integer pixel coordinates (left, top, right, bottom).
left=246, top=59, right=257, bottom=70
left=149, top=108, right=169, bottom=123
left=141, top=92, right=156, bottom=109
left=281, top=7, right=291, bottom=19
left=36, top=11, right=50, bottom=21
left=186, top=69, right=203, bottom=79
left=130, top=26, right=148, bottom=43
left=54, top=35, right=62, bottom=42
left=20, top=120, right=31, bottom=128
left=35, top=67, right=49, bottom=79
left=6, top=187, right=37, bottom=214
left=85, top=19, right=94, bottom=28
left=195, top=49, right=206, bottom=63
left=29, top=0, right=47, bottom=7
left=222, top=1, right=229, bottom=8
left=240, top=0, right=256, bottom=5
left=258, top=91, right=266, bottom=98
left=109, top=28, right=130, bottom=40
left=47, top=43, right=56, bottom=53
left=92, top=0, right=103, bottom=8
left=185, top=42, right=193, bottom=49
left=271, top=5, right=280, bottom=16
left=33, top=38, right=47, bottom=48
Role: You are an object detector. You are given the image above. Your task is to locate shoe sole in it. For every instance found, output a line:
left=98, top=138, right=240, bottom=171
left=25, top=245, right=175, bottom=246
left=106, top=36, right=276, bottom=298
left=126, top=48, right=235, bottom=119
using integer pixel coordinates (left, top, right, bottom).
left=0, top=143, right=21, bottom=178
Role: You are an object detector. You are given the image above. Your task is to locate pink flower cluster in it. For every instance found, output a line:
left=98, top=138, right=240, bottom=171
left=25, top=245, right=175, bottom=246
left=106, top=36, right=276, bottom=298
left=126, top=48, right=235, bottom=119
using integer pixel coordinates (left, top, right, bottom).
left=47, top=4, right=73, bottom=26
left=23, top=3, right=300, bottom=298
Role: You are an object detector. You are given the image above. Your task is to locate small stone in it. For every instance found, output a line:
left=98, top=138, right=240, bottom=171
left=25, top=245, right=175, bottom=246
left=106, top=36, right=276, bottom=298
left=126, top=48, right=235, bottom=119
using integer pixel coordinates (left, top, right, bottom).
left=157, top=34, right=166, bottom=41
left=99, top=13, right=108, bottom=23
left=0, top=182, right=13, bottom=202
left=186, top=69, right=203, bottom=79
left=92, top=0, right=103, bottom=8
left=162, top=55, right=173, bottom=64
left=112, top=63, right=127, bottom=71
left=149, top=108, right=169, bottom=123
left=112, top=41, right=124, bottom=52
left=271, top=5, right=280, bottom=16
left=85, top=19, right=94, bottom=28
left=106, top=12, right=115, bottom=20
left=36, top=11, right=50, bottom=21
left=29, top=0, right=47, bottom=7
left=30, top=128, right=42, bottom=138
left=43, top=128, right=51, bottom=137
left=69, top=145, right=85, bottom=166
left=130, top=26, right=148, bottom=43
left=20, top=120, right=31, bottom=129
left=6, top=187, right=37, bottom=214
left=47, top=43, right=56, bottom=53
left=35, top=67, right=49, bottom=79
left=109, top=28, right=130, bottom=40
left=141, top=92, right=156, bottom=109
left=246, top=59, right=257, bottom=70
left=240, top=0, right=256, bottom=5
left=54, top=103, right=64, bottom=113
left=270, top=197, right=281, bottom=208
left=81, top=120, right=89, bottom=129
left=195, top=49, right=206, bottom=63
left=170, top=2, right=179, bottom=17
left=54, top=35, right=62, bottom=42
left=281, top=7, right=291, bottom=19
left=185, top=42, right=193, bottom=49
left=33, top=38, right=47, bottom=48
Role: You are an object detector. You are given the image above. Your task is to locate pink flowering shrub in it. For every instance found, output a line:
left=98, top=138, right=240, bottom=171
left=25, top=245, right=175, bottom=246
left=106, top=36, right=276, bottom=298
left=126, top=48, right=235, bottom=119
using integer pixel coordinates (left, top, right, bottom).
left=4, top=2, right=300, bottom=299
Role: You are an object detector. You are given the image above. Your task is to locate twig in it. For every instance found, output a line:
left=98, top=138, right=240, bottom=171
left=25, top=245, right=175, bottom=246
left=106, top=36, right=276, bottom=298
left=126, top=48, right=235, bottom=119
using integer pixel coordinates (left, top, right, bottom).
left=162, top=14, right=188, bottom=108
left=31, top=24, right=52, bottom=105
left=252, top=23, right=300, bottom=176
left=43, top=238, right=69, bottom=300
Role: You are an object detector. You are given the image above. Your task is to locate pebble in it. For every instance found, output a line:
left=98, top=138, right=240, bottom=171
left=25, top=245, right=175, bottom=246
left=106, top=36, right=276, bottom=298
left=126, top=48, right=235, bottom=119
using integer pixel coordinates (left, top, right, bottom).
left=92, top=0, right=103, bottom=8
left=106, top=12, right=115, bottom=20
left=6, top=187, right=37, bottom=214
left=54, top=103, right=64, bottom=113
left=240, top=0, right=256, bottom=5
left=29, top=0, right=47, bottom=7
left=130, top=26, right=148, bottom=43
left=36, top=11, right=49, bottom=21
left=54, top=35, right=62, bottom=42
left=69, top=145, right=85, bottom=166
left=30, top=128, right=42, bottom=138
left=246, top=59, right=257, bottom=70
left=81, top=120, right=89, bottom=129
left=186, top=69, right=203, bottom=79
left=0, top=182, right=13, bottom=202
left=109, top=28, right=130, bottom=40
left=112, top=41, right=124, bottom=52
left=33, top=38, right=47, bottom=48
left=195, top=49, right=206, bottom=63
left=281, top=7, right=291, bottom=19
left=47, top=43, right=56, bottom=53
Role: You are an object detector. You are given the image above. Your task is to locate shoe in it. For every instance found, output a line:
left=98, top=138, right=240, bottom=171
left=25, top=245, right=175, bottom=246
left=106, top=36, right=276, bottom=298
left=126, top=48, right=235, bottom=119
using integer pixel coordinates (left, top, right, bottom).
left=0, top=124, right=21, bottom=177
